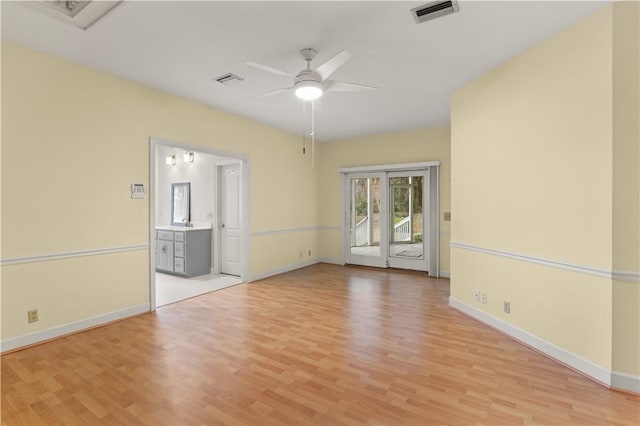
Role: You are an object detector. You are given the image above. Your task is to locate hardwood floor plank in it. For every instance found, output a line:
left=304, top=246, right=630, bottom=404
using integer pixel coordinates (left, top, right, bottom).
left=2, top=264, right=638, bottom=425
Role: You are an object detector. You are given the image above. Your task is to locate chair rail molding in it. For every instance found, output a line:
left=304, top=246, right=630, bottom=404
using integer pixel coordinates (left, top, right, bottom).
left=0, top=243, right=150, bottom=266
left=449, top=241, right=635, bottom=280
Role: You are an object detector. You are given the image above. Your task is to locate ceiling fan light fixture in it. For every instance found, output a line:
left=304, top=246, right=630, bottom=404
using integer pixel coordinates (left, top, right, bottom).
left=295, top=81, right=323, bottom=101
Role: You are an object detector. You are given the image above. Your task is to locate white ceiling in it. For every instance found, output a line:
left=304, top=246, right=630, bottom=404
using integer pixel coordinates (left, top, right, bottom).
left=2, top=1, right=608, bottom=142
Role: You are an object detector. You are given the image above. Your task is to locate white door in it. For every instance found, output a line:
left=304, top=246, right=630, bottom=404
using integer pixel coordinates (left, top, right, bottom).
left=220, top=164, right=241, bottom=276
left=344, top=172, right=388, bottom=268
left=387, top=170, right=429, bottom=271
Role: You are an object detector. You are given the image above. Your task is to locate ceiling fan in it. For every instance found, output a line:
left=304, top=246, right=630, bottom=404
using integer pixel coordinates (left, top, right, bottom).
left=247, top=48, right=378, bottom=101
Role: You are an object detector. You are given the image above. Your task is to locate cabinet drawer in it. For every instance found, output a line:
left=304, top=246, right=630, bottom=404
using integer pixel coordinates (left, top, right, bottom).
left=174, top=231, right=185, bottom=242
left=174, top=242, right=185, bottom=258
left=174, top=257, right=185, bottom=274
left=157, top=230, right=174, bottom=241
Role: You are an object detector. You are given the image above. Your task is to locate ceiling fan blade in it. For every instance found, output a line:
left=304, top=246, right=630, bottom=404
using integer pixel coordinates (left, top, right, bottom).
left=316, top=50, right=352, bottom=80
left=246, top=61, right=296, bottom=79
left=253, top=87, right=292, bottom=98
left=325, top=80, right=378, bottom=92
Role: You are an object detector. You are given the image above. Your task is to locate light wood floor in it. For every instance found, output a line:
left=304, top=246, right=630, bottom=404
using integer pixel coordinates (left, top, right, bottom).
left=2, top=264, right=638, bottom=425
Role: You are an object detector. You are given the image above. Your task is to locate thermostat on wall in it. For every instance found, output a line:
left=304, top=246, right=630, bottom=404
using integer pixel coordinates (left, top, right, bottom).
left=131, top=184, right=145, bottom=199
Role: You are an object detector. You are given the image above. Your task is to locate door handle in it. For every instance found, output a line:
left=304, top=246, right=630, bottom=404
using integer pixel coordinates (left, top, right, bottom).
left=221, top=223, right=225, bottom=228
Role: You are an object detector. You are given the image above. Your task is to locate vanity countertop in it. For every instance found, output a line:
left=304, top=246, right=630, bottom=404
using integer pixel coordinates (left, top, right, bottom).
left=156, top=225, right=212, bottom=232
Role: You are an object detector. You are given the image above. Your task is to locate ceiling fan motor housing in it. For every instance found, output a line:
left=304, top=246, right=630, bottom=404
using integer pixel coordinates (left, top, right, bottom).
left=295, top=69, right=322, bottom=85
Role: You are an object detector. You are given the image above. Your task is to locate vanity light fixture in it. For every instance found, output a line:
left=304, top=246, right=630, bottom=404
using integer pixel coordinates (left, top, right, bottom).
left=184, top=151, right=195, bottom=163
left=165, top=154, right=176, bottom=165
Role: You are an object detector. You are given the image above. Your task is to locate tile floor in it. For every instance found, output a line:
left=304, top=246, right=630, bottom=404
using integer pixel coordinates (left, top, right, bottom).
left=155, top=272, right=243, bottom=307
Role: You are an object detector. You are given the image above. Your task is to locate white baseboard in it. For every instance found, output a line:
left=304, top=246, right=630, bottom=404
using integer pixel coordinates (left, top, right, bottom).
left=1, top=303, right=150, bottom=353
left=449, top=297, right=617, bottom=389
left=318, top=257, right=342, bottom=265
left=611, top=370, right=640, bottom=393
left=250, top=259, right=321, bottom=282
left=439, top=271, right=450, bottom=278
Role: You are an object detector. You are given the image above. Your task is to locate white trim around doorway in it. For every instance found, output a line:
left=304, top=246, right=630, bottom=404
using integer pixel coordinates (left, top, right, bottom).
left=148, top=137, right=251, bottom=311
left=338, top=161, right=440, bottom=173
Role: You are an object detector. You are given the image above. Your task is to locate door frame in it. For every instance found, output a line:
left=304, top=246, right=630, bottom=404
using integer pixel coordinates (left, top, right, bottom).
left=148, top=138, right=251, bottom=311
left=339, top=161, right=440, bottom=276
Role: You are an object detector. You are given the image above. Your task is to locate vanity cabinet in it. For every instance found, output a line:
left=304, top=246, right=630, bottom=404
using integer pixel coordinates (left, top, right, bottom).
left=155, top=228, right=211, bottom=277
left=156, top=239, right=174, bottom=272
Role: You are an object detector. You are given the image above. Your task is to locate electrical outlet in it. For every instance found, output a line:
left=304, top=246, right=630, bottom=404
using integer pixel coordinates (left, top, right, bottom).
left=503, top=301, right=511, bottom=314
left=27, top=309, right=39, bottom=323
left=444, top=211, right=451, bottom=221
left=474, top=290, right=480, bottom=301
left=481, top=293, right=487, bottom=304
left=299, top=251, right=303, bottom=258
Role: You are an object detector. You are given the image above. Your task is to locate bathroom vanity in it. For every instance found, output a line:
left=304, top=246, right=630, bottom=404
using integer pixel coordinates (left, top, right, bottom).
left=156, top=226, right=211, bottom=277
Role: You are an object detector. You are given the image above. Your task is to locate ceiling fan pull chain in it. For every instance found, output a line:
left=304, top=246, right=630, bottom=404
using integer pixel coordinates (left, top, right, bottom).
left=311, top=100, right=315, bottom=169
left=302, top=101, right=307, bottom=154
left=302, top=128, right=306, bottom=154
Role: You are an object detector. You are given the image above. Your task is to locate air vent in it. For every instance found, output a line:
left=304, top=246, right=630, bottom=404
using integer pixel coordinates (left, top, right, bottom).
left=22, top=1, right=123, bottom=30
left=411, top=1, right=459, bottom=24
left=43, top=1, right=91, bottom=17
left=214, top=73, right=244, bottom=85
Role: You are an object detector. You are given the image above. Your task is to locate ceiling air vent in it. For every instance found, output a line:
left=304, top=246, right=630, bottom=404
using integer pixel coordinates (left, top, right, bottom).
left=411, top=1, right=459, bottom=24
left=23, top=1, right=123, bottom=30
left=44, top=1, right=91, bottom=17
left=214, top=73, right=244, bottom=85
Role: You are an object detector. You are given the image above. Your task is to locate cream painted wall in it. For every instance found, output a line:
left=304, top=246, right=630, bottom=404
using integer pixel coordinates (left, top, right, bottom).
left=452, top=10, right=612, bottom=268
left=612, top=1, right=640, bottom=376
left=1, top=41, right=317, bottom=341
left=252, top=231, right=318, bottom=279
left=316, top=127, right=451, bottom=274
left=452, top=3, right=640, bottom=384
left=2, top=252, right=149, bottom=339
left=451, top=6, right=614, bottom=371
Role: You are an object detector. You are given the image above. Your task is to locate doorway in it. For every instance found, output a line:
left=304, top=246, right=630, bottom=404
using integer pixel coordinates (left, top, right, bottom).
left=149, top=138, right=250, bottom=310
left=342, top=163, right=439, bottom=275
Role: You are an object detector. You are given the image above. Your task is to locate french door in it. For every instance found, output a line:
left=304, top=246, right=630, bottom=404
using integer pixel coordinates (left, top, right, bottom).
left=343, top=165, right=439, bottom=275
left=344, top=172, right=387, bottom=268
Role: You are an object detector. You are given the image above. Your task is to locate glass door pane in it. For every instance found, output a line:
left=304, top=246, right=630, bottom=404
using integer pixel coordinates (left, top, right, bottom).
left=345, top=173, right=387, bottom=268
left=388, top=172, right=428, bottom=271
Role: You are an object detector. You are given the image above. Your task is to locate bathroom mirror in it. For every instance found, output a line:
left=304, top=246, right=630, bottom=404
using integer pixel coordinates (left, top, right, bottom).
left=171, top=182, right=191, bottom=226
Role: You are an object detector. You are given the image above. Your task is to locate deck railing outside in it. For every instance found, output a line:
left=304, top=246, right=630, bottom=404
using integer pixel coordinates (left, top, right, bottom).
left=353, top=217, right=369, bottom=246
left=393, top=216, right=411, bottom=242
